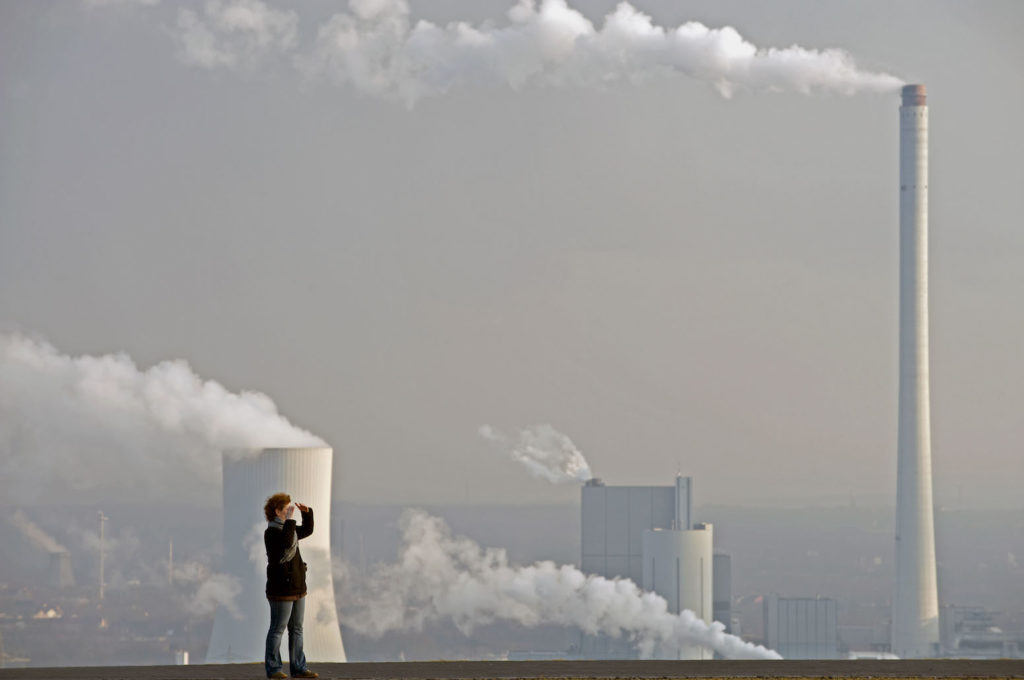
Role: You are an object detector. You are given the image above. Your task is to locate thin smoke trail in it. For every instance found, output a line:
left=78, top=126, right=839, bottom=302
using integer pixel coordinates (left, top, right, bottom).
left=9, top=510, right=67, bottom=554
left=340, top=509, right=782, bottom=659
left=479, top=424, right=592, bottom=484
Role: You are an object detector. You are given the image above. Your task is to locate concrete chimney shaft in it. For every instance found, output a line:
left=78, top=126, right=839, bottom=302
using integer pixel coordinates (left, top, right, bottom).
left=892, top=83, right=940, bottom=658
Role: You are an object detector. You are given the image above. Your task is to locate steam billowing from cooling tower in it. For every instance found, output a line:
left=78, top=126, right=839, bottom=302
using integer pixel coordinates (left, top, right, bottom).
left=340, top=509, right=781, bottom=659
left=185, top=571, right=243, bottom=619
left=0, top=333, right=323, bottom=503
left=103, top=0, right=905, bottom=104
left=479, top=424, right=592, bottom=484
left=9, top=510, right=68, bottom=554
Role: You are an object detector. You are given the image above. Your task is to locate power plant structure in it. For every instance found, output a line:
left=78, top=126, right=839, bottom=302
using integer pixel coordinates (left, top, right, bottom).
left=763, top=595, right=839, bottom=659
left=712, top=554, right=732, bottom=635
left=642, top=521, right=713, bottom=659
left=892, top=83, right=940, bottom=658
left=46, top=550, right=75, bottom=590
left=207, top=447, right=347, bottom=663
left=581, top=476, right=678, bottom=585
left=580, top=474, right=723, bottom=659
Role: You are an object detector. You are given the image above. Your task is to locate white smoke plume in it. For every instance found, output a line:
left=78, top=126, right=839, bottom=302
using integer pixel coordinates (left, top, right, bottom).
left=479, top=424, right=592, bottom=484
left=341, top=509, right=781, bottom=659
left=0, top=333, right=324, bottom=503
left=93, top=0, right=902, bottom=104
left=9, top=510, right=67, bottom=554
left=176, top=0, right=298, bottom=70
left=83, top=0, right=159, bottom=7
left=244, top=520, right=270, bottom=568
left=300, top=0, right=903, bottom=103
left=188, top=571, right=244, bottom=619
left=168, top=559, right=241, bottom=619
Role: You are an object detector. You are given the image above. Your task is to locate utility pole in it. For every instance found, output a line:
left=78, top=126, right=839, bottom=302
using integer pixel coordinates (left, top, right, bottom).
left=169, top=538, right=174, bottom=587
left=98, top=511, right=108, bottom=601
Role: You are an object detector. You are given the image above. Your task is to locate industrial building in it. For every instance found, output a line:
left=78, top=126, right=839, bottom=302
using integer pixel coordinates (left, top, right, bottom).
left=581, top=477, right=680, bottom=585
left=46, top=551, right=74, bottom=590
left=940, top=606, right=1024, bottom=658
left=838, top=622, right=892, bottom=658
left=713, top=554, right=732, bottom=634
left=580, top=475, right=725, bottom=659
left=642, top=523, right=713, bottom=659
left=207, top=447, right=347, bottom=664
left=763, top=595, right=840, bottom=659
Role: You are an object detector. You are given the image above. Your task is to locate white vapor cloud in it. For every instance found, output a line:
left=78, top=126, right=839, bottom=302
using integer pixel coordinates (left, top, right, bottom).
left=92, top=0, right=901, bottom=103
left=0, top=333, right=324, bottom=503
left=175, top=0, right=298, bottom=70
left=10, top=510, right=67, bottom=554
left=299, top=0, right=903, bottom=103
left=188, top=572, right=244, bottom=619
left=169, top=560, right=242, bottom=619
left=84, top=0, right=159, bottom=7
left=479, top=424, right=592, bottom=484
left=340, top=509, right=781, bottom=659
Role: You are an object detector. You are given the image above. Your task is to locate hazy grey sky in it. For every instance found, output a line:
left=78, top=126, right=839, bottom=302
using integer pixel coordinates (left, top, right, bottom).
left=1, top=0, right=1022, bottom=508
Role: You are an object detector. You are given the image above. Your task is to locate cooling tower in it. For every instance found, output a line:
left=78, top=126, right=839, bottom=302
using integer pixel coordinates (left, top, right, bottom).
left=207, top=447, right=346, bottom=663
left=641, top=523, right=713, bottom=659
left=892, top=83, right=940, bottom=658
left=47, top=550, right=75, bottom=590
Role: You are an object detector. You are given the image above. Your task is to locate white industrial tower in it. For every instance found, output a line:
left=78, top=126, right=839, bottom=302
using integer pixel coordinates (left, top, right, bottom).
left=892, top=83, right=940, bottom=658
left=642, top=476, right=712, bottom=660
left=207, top=447, right=347, bottom=663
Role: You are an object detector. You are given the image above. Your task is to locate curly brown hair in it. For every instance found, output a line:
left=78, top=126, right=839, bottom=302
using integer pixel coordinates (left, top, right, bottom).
left=264, top=493, right=291, bottom=521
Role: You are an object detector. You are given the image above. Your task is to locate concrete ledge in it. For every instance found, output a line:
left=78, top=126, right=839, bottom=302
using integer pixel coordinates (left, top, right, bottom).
left=2, top=660, right=1024, bottom=680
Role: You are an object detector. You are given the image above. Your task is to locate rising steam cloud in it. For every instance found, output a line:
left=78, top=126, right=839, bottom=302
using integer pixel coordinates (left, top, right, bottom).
left=188, top=572, right=244, bottom=619
left=300, top=0, right=903, bottom=102
left=479, top=424, right=592, bottom=484
left=340, top=509, right=780, bottom=659
left=10, top=510, right=68, bottom=554
left=0, top=333, right=323, bottom=503
left=95, top=0, right=903, bottom=104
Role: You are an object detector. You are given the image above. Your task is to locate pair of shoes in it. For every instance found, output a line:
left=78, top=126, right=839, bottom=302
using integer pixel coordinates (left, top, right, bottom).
left=292, top=671, right=319, bottom=679
left=268, top=673, right=288, bottom=679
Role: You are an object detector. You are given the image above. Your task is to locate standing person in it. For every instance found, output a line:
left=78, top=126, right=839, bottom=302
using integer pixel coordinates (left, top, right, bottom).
left=263, top=493, right=319, bottom=679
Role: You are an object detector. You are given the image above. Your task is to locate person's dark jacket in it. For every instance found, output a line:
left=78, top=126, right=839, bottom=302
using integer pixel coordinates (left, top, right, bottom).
left=264, top=507, right=313, bottom=600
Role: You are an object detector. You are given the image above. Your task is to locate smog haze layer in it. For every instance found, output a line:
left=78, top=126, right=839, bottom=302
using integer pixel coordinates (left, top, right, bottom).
left=1, top=0, right=1023, bottom=509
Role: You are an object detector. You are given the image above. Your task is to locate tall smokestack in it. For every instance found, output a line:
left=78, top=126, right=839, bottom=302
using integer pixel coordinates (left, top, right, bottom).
left=892, top=83, right=940, bottom=658
left=98, top=511, right=108, bottom=602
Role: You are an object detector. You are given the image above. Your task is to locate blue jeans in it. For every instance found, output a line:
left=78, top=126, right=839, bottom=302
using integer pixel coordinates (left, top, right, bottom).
left=265, top=597, right=306, bottom=677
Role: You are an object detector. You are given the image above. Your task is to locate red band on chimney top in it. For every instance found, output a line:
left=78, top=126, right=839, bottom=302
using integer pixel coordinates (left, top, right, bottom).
left=901, top=84, right=926, bottom=106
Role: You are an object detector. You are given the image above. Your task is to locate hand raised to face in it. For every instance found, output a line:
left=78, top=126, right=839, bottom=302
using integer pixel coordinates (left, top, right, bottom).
left=295, top=503, right=309, bottom=513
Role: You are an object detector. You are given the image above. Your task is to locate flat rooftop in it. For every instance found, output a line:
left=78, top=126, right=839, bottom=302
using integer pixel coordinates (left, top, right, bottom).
left=2, top=660, right=1023, bottom=680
